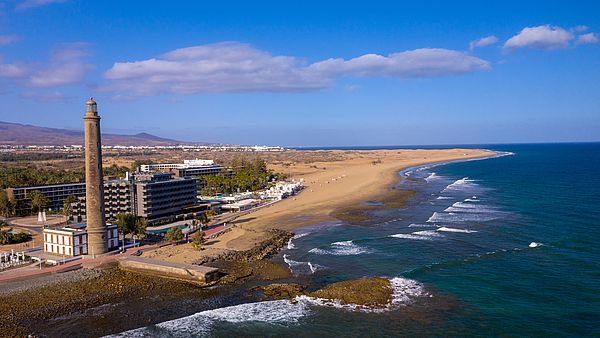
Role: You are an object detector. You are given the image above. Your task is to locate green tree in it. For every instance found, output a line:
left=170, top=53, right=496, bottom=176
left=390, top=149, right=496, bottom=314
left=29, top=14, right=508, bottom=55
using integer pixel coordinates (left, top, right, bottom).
left=0, top=230, right=11, bottom=245
left=103, top=164, right=129, bottom=177
left=133, top=217, right=147, bottom=243
left=0, top=221, right=31, bottom=245
left=28, top=190, right=47, bottom=213
left=116, top=213, right=137, bottom=247
left=199, top=210, right=216, bottom=228
left=164, top=226, right=183, bottom=242
left=0, top=189, right=15, bottom=217
left=191, top=231, right=205, bottom=249
left=199, top=157, right=271, bottom=195
left=63, top=195, right=78, bottom=217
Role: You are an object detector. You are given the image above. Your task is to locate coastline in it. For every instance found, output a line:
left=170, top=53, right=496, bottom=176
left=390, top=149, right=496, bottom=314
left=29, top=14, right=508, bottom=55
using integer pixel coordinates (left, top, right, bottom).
left=0, top=148, right=499, bottom=336
left=144, top=148, right=496, bottom=264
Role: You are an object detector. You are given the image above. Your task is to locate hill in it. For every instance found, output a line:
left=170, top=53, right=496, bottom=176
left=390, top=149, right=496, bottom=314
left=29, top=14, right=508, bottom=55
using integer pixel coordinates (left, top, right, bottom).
left=0, top=121, right=196, bottom=146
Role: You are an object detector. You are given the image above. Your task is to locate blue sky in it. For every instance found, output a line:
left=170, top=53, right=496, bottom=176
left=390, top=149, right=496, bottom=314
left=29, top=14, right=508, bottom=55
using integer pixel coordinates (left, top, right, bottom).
left=0, top=0, right=599, bottom=146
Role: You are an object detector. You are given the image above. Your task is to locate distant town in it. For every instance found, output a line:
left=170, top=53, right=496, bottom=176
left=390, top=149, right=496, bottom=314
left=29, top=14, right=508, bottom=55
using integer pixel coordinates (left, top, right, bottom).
left=0, top=144, right=287, bottom=152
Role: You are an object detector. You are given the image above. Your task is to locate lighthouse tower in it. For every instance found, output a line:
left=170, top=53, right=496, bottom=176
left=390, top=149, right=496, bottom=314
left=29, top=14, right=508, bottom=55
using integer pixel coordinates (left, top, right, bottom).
left=84, top=98, right=107, bottom=256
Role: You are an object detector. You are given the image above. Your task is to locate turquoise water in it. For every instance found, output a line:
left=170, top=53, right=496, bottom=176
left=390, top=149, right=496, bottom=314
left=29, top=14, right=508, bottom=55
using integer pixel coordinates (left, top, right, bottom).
left=114, top=143, right=600, bottom=337
left=146, top=224, right=188, bottom=235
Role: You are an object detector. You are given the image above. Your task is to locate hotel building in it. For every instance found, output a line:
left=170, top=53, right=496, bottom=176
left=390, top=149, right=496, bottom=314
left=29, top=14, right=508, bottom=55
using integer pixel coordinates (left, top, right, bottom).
left=139, top=159, right=225, bottom=178
left=7, top=182, right=86, bottom=216
left=71, top=172, right=198, bottom=223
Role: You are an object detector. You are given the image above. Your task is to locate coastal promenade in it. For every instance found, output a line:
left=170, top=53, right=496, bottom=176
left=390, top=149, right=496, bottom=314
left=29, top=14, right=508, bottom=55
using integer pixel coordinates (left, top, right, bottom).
left=0, top=218, right=235, bottom=283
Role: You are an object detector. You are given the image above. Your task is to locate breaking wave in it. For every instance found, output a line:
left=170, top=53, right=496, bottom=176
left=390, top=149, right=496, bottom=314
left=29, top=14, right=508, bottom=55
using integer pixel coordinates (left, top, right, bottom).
left=309, top=240, right=371, bottom=256
left=389, top=230, right=443, bottom=241
left=443, top=201, right=498, bottom=213
left=110, top=276, right=429, bottom=337
left=424, top=172, right=438, bottom=182
left=436, top=226, right=477, bottom=233
left=294, top=277, right=426, bottom=312
left=107, top=299, right=309, bottom=337
left=441, top=177, right=478, bottom=193
left=283, top=254, right=324, bottom=274
left=287, top=233, right=309, bottom=250
left=427, top=198, right=504, bottom=224
left=390, top=277, right=426, bottom=305
left=408, top=223, right=436, bottom=228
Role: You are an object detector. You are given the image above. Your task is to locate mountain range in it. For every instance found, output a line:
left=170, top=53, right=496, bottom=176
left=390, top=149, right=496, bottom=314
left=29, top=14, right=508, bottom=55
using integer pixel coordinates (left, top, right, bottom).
left=0, top=121, right=196, bottom=146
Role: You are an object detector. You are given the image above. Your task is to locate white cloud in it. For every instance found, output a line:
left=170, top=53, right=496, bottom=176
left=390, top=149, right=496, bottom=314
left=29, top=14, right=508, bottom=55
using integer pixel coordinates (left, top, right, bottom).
left=469, top=35, right=498, bottom=50
left=105, top=42, right=329, bottom=95
left=0, top=62, right=28, bottom=78
left=576, top=33, right=598, bottom=45
left=0, top=35, right=19, bottom=45
left=572, top=25, right=589, bottom=33
left=504, top=25, right=573, bottom=50
left=28, top=42, right=93, bottom=87
left=0, top=42, right=93, bottom=89
left=104, top=42, right=490, bottom=96
left=20, top=90, right=66, bottom=102
left=16, top=0, right=67, bottom=11
left=310, top=49, right=490, bottom=77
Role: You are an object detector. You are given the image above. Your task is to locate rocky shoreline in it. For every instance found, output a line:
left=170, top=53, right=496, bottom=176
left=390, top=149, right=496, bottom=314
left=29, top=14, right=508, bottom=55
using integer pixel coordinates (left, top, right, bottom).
left=193, top=229, right=294, bottom=265
left=0, top=265, right=207, bottom=337
left=0, top=227, right=398, bottom=336
left=253, top=277, right=394, bottom=308
left=0, top=229, right=296, bottom=337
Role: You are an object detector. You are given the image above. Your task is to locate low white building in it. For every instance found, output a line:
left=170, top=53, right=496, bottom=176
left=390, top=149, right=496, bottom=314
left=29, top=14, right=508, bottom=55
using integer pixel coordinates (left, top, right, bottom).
left=43, top=223, right=119, bottom=257
left=259, top=181, right=304, bottom=200
left=220, top=198, right=260, bottom=212
left=204, top=192, right=255, bottom=204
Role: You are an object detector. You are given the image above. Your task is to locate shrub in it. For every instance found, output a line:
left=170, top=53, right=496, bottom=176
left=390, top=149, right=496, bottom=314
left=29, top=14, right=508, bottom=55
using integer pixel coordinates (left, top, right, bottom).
left=164, top=227, right=183, bottom=242
left=192, top=231, right=205, bottom=249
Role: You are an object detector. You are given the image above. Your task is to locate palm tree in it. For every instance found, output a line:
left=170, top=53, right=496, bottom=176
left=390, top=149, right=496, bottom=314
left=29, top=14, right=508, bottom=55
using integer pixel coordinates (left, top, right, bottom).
left=28, top=190, right=47, bottom=214
left=0, top=190, right=15, bottom=217
left=116, top=213, right=136, bottom=250
left=63, top=195, right=78, bottom=218
left=133, top=217, right=147, bottom=244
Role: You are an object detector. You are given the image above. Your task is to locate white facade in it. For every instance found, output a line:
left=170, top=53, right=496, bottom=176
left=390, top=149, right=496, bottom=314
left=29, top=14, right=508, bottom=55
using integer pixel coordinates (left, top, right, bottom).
left=43, top=224, right=118, bottom=257
left=140, top=159, right=216, bottom=172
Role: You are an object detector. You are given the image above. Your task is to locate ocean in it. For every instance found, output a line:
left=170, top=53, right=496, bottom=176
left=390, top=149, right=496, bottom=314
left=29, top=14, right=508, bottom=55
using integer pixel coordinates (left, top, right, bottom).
left=112, top=143, right=600, bottom=337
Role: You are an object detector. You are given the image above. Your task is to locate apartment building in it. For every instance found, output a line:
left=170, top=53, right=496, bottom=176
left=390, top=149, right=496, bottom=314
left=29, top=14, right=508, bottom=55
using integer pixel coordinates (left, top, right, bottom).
left=7, top=182, right=86, bottom=216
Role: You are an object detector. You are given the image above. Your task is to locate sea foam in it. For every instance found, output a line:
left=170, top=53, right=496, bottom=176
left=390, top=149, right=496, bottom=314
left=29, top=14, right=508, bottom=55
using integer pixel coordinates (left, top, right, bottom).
left=107, top=300, right=309, bottom=337
left=309, top=240, right=371, bottom=256
left=441, top=177, right=478, bottom=193
left=389, top=230, right=443, bottom=241
left=283, top=254, right=323, bottom=274
left=287, top=233, right=309, bottom=250
left=436, top=226, right=477, bottom=233
left=424, top=172, right=438, bottom=182
left=294, top=277, right=426, bottom=312
left=443, top=201, right=497, bottom=213
left=426, top=210, right=500, bottom=223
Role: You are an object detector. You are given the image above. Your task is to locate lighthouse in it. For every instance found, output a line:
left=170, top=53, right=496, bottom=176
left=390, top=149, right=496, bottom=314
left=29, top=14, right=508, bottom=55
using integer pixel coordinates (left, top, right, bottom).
left=84, top=97, right=108, bottom=256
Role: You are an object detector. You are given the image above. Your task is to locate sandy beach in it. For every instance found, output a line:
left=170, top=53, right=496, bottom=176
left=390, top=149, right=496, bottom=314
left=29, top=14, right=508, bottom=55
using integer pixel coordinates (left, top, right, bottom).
left=144, top=148, right=494, bottom=263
